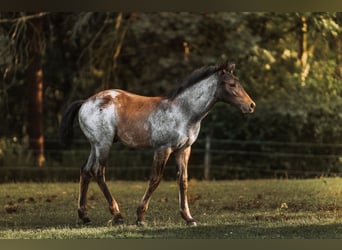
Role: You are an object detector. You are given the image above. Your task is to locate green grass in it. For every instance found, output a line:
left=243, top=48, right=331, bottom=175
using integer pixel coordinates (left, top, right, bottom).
left=1, top=178, right=342, bottom=238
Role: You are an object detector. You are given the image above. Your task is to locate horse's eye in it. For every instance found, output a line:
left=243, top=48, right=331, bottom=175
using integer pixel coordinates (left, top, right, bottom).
left=228, top=81, right=236, bottom=87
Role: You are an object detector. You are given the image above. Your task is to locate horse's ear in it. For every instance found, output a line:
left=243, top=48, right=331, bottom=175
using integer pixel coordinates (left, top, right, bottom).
left=228, top=63, right=235, bottom=74
left=219, top=61, right=229, bottom=74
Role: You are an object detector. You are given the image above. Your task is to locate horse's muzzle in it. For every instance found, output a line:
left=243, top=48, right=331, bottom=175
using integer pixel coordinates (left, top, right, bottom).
left=242, top=101, right=255, bottom=114
left=249, top=102, right=256, bottom=113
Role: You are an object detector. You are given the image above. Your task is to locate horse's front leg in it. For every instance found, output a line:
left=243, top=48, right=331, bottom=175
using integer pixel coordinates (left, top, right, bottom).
left=136, top=147, right=172, bottom=226
left=175, top=146, right=197, bottom=226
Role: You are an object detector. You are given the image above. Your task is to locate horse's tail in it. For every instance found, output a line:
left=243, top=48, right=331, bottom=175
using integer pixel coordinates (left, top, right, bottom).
left=59, top=100, right=84, bottom=148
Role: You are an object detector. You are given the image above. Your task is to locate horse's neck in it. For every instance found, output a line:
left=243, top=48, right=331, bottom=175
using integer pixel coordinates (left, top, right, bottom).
left=173, top=74, right=218, bottom=122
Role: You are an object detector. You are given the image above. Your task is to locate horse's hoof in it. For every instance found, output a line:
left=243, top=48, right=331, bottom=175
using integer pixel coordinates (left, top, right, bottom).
left=136, top=220, right=146, bottom=227
left=82, top=217, right=92, bottom=226
left=107, top=219, right=123, bottom=226
left=187, top=221, right=197, bottom=227
left=114, top=216, right=124, bottom=225
left=107, top=216, right=124, bottom=226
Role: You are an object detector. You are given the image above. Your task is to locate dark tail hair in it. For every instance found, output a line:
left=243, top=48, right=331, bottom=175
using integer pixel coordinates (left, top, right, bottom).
left=59, top=100, right=84, bottom=148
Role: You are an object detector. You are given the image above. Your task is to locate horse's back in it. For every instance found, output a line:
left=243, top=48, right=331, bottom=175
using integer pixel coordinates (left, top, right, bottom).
left=79, top=89, right=164, bottom=148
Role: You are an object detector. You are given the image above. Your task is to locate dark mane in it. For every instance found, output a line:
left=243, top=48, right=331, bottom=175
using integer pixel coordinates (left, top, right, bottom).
left=166, top=63, right=226, bottom=100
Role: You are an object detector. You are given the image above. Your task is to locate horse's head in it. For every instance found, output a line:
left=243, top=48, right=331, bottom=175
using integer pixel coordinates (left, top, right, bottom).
left=216, top=63, right=255, bottom=114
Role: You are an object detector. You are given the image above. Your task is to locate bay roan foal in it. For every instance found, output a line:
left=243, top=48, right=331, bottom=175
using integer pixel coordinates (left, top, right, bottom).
left=60, top=62, right=255, bottom=226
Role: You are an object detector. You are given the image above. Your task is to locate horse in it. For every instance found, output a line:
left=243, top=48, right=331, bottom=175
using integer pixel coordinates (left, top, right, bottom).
left=59, top=62, right=255, bottom=226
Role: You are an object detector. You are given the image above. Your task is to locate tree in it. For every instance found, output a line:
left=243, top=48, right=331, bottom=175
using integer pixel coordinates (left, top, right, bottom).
left=0, top=12, right=341, bottom=178
left=0, top=12, right=48, bottom=166
left=26, top=14, right=46, bottom=167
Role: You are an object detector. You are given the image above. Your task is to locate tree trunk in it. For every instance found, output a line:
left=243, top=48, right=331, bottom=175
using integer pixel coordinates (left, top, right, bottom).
left=26, top=16, right=45, bottom=167
left=337, top=33, right=342, bottom=78
left=204, top=133, right=211, bottom=180
left=299, top=15, right=309, bottom=86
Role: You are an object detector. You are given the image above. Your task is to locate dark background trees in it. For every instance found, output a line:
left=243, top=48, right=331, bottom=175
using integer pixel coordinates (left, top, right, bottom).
left=0, top=12, right=341, bottom=180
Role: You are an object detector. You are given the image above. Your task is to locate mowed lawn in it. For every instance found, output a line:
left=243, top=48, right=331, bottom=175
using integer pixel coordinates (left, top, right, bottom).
left=1, top=178, right=342, bottom=239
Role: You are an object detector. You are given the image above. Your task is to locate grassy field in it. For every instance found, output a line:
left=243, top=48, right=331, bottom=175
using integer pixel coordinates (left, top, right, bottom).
left=1, top=178, right=342, bottom=239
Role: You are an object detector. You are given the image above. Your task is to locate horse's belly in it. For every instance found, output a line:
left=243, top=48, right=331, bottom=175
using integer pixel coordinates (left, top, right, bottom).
left=117, top=123, right=151, bottom=148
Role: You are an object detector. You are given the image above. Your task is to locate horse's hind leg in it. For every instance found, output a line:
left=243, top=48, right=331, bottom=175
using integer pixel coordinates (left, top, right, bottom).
left=94, top=146, right=123, bottom=224
left=78, top=172, right=91, bottom=224
left=78, top=143, right=123, bottom=225
left=78, top=100, right=123, bottom=224
left=78, top=147, right=95, bottom=224
left=95, top=169, right=123, bottom=224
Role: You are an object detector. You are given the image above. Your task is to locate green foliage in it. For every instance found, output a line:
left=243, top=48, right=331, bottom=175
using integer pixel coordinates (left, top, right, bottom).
left=0, top=12, right=341, bottom=178
left=0, top=137, right=33, bottom=168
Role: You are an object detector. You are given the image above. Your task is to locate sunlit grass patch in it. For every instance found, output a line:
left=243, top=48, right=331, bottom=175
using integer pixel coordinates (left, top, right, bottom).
left=1, top=178, right=342, bottom=238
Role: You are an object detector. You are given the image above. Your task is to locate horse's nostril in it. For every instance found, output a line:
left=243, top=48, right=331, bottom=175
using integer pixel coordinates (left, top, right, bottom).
left=250, top=102, right=255, bottom=109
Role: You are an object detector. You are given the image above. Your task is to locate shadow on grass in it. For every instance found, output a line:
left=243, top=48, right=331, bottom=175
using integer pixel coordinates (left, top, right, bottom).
left=2, top=215, right=342, bottom=239
left=118, top=222, right=342, bottom=239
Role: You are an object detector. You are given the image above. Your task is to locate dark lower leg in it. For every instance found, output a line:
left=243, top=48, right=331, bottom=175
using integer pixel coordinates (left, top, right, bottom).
left=136, top=148, right=171, bottom=225
left=78, top=171, right=91, bottom=224
left=136, top=177, right=162, bottom=224
left=96, top=168, right=123, bottom=224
